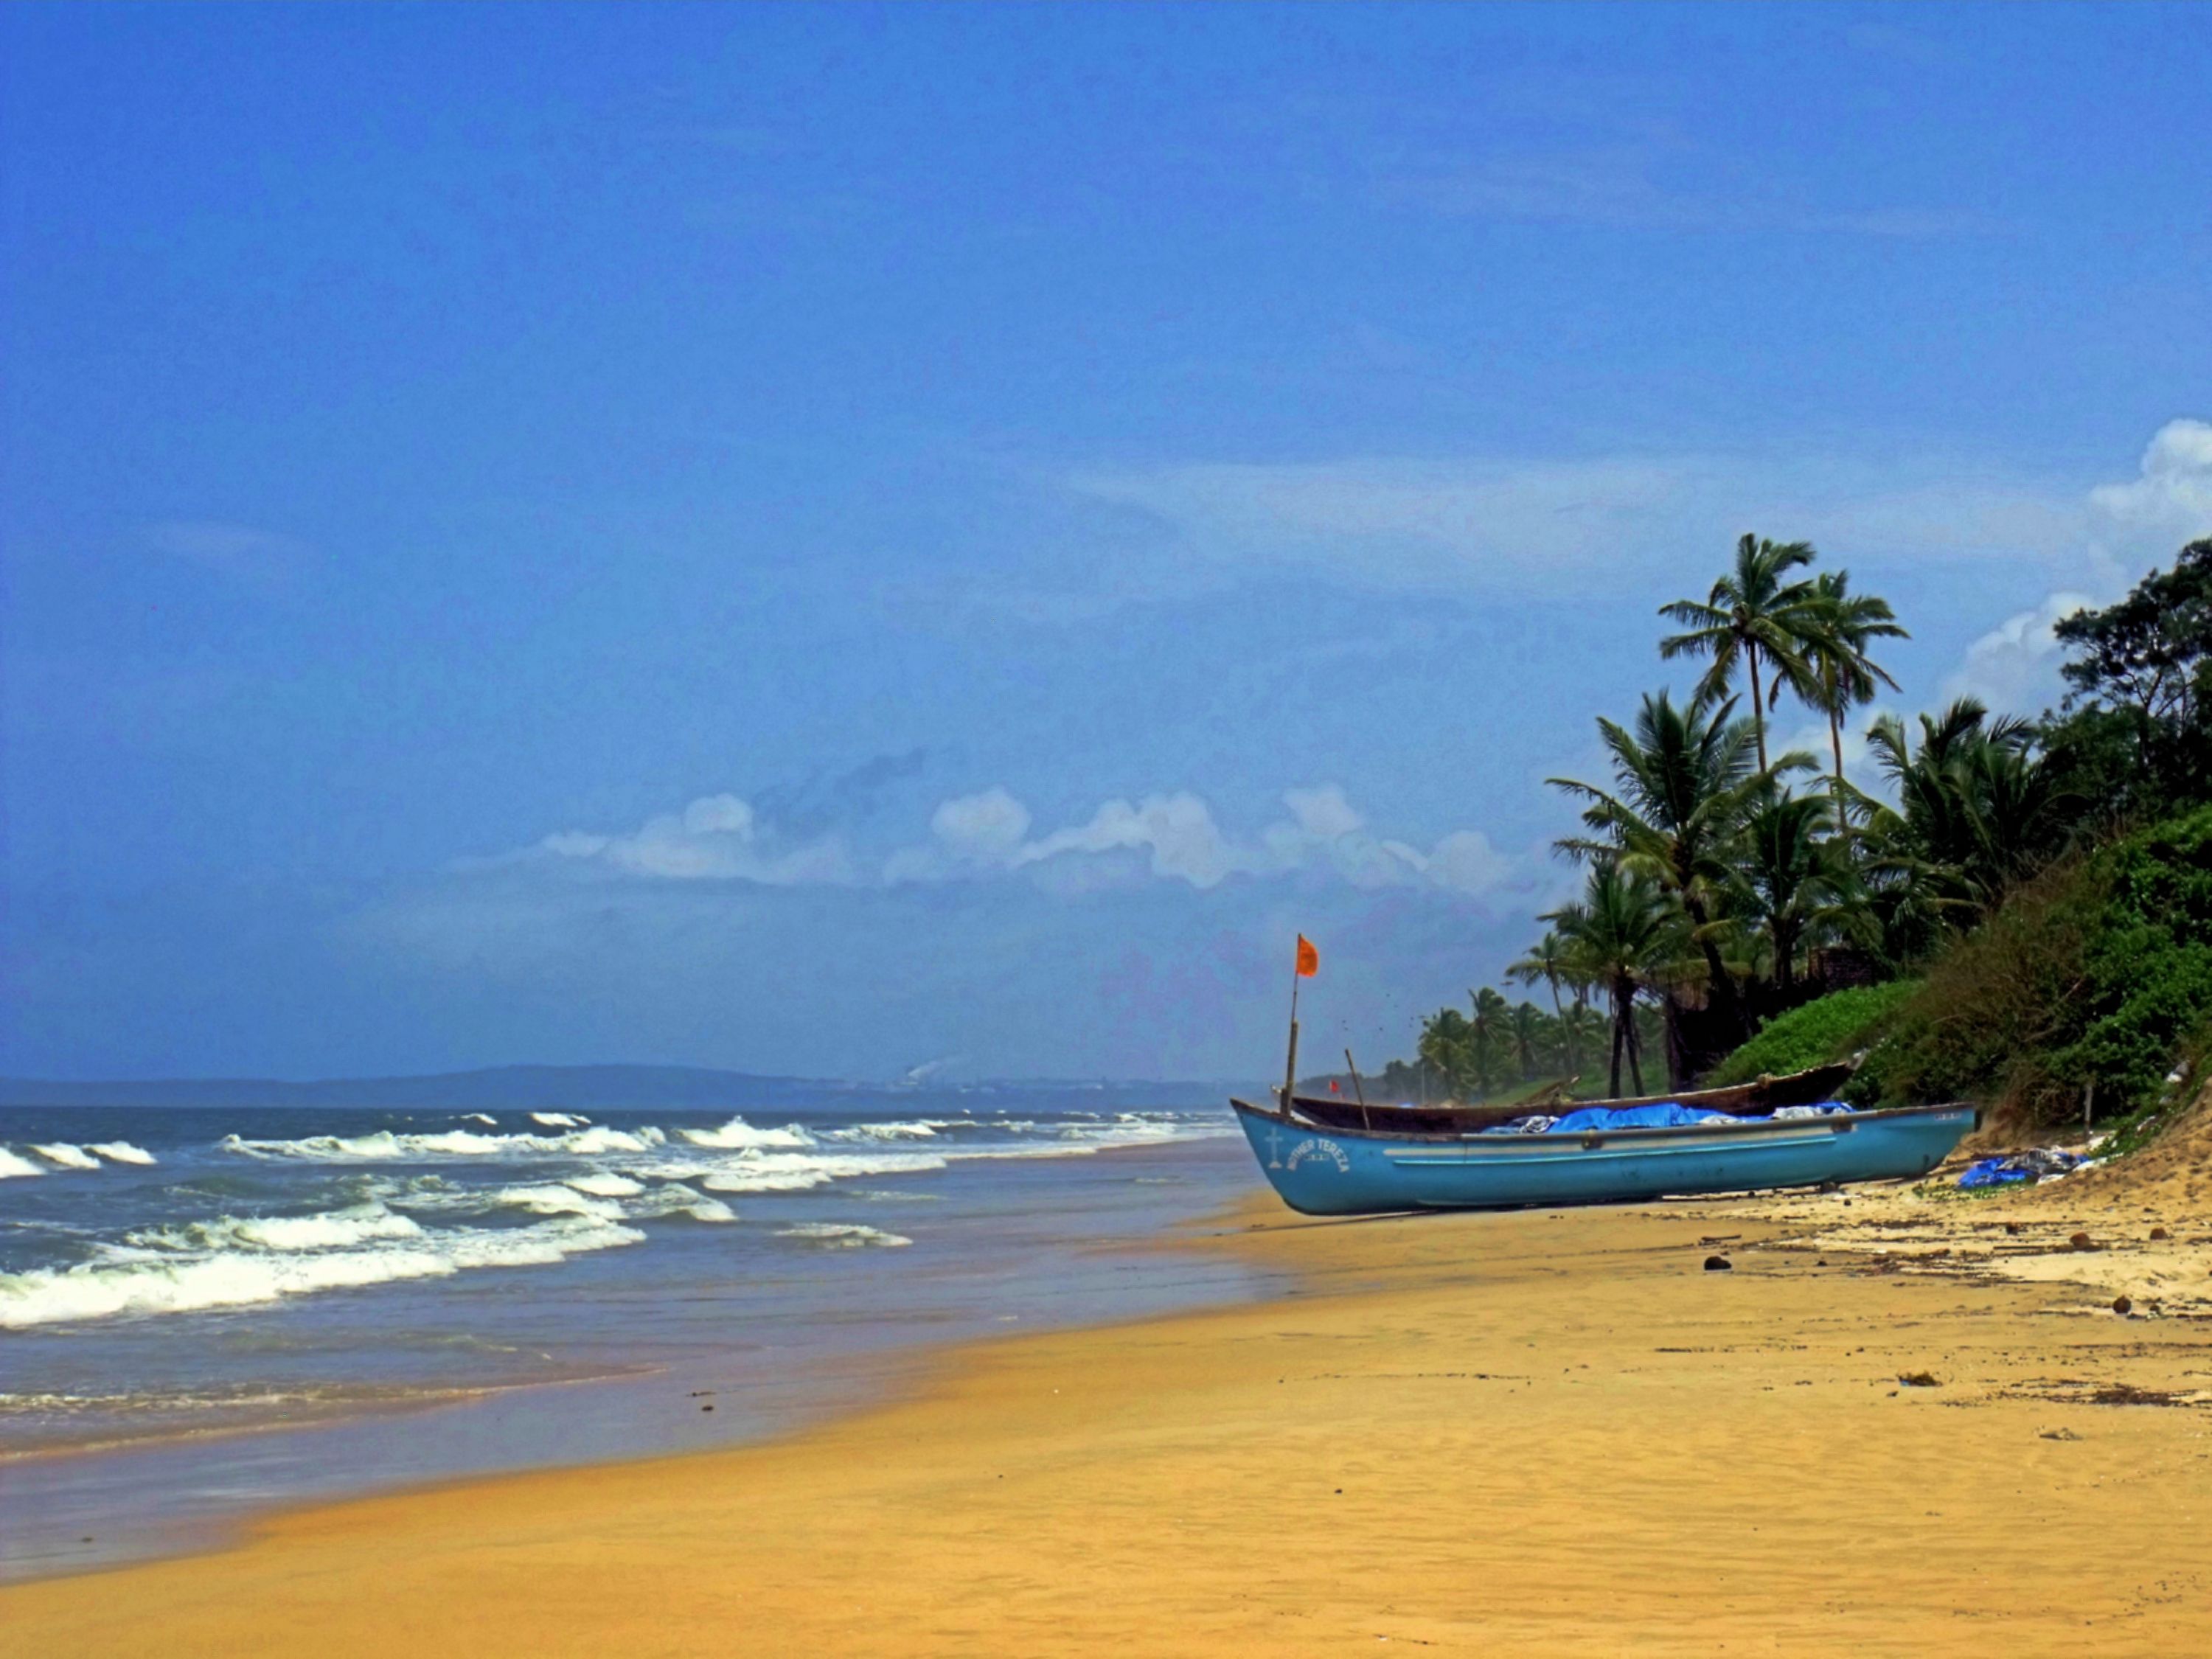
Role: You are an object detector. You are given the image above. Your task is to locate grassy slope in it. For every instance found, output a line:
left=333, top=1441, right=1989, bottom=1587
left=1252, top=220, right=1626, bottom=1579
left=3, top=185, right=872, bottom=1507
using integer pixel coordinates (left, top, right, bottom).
left=1701, top=982, right=1919, bottom=1089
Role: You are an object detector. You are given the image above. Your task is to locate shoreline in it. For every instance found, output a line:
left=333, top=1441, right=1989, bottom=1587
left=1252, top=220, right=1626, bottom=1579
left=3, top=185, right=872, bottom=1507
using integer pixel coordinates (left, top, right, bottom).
left=0, top=1134, right=1273, bottom=1584
left=4, top=1175, right=2209, bottom=1654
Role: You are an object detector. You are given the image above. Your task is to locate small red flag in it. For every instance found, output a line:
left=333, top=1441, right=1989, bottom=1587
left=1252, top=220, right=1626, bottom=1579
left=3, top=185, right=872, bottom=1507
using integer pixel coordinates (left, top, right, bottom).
left=1295, top=934, right=1319, bottom=978
left=1329, top=1079, right=1340, bottom=1093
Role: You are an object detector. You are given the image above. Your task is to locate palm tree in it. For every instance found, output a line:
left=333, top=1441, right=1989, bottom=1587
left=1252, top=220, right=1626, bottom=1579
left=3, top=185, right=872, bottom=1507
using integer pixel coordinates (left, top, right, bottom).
left=1659, top=534, right=1826, bottom=773
left=1803, top=570, right=1907, bottom=830
left=1857, top=698, right=2077, bottom=956
left=1416, top=1008, right=1474, bottom=1102
left=1550, top=689, right=1796, bottom=1046
left=1728, top=784, right=1857, bottom=997
left=1555, top=1001, right=1602, bottom=1086
left=1506, top=931, right=1571, bottom=1021
left=1508, top=1000, right=1548, bottom=1080
left=1545, top=862, right=1672, bottom=1096
left=1467, top=987, right=1511, bottom=1100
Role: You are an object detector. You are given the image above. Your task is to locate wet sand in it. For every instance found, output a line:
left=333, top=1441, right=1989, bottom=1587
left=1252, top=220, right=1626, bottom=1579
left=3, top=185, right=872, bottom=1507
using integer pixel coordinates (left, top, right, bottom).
left=7, top=1168, right=2210, bottom=1656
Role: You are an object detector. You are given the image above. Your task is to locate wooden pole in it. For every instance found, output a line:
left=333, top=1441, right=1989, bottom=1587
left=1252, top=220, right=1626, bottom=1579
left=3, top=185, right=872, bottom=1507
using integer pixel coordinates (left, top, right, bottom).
left=1281, top=967, right=1302, bottom=1119
left=1345, top=1047, right=1371, bottom=1131
left=2084, top=1079, right=2094, bottom=1143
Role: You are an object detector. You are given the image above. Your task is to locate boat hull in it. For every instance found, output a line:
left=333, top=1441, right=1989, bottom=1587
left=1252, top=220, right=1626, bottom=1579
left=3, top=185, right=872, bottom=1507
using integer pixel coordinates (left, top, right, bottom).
left=1231, top=1098, right=1977, bottom=1217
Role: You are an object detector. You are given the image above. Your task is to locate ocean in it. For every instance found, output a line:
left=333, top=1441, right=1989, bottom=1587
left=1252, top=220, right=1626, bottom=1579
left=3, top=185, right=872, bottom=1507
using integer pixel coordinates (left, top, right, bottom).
left=0, top=1091, right=1271, bottom=1579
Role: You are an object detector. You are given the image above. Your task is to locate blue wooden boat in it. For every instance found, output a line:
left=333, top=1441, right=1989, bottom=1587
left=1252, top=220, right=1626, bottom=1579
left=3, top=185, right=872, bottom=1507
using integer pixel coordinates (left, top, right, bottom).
left=1231, top=1083, right=1978, bottom=1216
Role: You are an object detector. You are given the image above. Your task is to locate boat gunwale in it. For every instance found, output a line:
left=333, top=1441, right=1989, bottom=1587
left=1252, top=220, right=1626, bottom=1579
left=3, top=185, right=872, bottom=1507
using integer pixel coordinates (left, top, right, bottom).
left=1229, top=1095, right=1978, bottom=1148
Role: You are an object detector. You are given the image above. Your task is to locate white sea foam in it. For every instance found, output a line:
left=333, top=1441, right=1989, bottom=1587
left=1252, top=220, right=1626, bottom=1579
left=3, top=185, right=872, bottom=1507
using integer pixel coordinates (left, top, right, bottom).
left=460, top=1113, right=498, bottom=1126
left=627, top=1184, right=737, bottom=1223
left=489, top=1183, right=633, bottom=1220
left=529, top=1111, right=588, bottom=1127
left=678, top=1116, right=813, bottom=1150
left=87, top=1141, right=157, bottom=1166
left=129, top=1204, right=426, bottom=1255
left=825, top=1121, right=941, bottom=1142
left=220, top=1125, right=668, bottom=1163
left=776, top=1222, right=911, bottom=1248
left=0, top=1149, right=46, bottom=1180
left=686, top=1149, right=949, bottom=1194
left=0, top=1215, right=643, bottom=1329
left=563, top=1172, right=644, bottom=1197
left=29, top=1143, right=102, bottom=1171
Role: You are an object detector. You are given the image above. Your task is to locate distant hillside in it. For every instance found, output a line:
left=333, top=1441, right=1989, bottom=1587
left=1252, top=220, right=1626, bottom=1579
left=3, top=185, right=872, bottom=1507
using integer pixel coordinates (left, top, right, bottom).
left=0, top=1065, right=1236, bottom=1112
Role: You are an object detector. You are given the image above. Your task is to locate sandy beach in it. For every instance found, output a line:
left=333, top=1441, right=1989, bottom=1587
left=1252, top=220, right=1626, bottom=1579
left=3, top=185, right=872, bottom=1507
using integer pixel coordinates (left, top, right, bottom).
left=7, top=1124, right=2211, bottom=1659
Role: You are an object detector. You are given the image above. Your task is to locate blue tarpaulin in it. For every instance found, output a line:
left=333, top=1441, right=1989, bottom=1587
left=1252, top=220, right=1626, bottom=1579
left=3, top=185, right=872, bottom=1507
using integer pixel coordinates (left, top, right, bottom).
left=1484, top=1102, right=1857, bottom=1135
left=1550, top=1102, right=1736, bottom=1133
left=1958, top=1149, right=2084, bottom=1188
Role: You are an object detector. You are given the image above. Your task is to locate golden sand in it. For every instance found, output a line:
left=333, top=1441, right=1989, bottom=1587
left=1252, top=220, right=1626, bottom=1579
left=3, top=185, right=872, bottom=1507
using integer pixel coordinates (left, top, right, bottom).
left=7, top=1159, right=2210, bottom=1657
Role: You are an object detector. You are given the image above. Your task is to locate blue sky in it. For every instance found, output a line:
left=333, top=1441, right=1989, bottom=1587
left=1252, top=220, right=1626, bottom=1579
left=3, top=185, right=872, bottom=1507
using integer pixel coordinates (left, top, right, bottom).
left=4, top=4, right=2209, bottom=1082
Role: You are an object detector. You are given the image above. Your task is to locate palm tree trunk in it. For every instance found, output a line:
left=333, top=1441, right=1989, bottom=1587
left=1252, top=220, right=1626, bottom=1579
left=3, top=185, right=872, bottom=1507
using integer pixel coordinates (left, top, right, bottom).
left=1608, top=984, right=1627, bottom=1097
left=1544, top=971, right=1571, bottom=1076
left=1828, top=706, right=1848, bottom=834
left=1625, top=998, right=1646, bottom=1096
left=1748, top=647, right=1769, bottom=773
left=1679, top=891, right=1745, bottom=1046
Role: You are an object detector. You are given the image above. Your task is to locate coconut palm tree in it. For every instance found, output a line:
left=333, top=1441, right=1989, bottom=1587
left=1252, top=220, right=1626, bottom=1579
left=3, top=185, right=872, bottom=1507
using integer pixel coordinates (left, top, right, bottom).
left=1467, top=986, right=1512, bottom=1100
left=1416, top=1007, right=1475, bottom=1101
left=1556, top=1001, right=1603, bottom=1085
left=1507, top=1000, right=1548, bottom=1080
left=1545, top=862, right=1672, bottom=1096
left=1659, top=534, right=1826, bottom=773
left=1550, top=689, right=1798, bottom=1046
left=1857, top=698, right=2078, bottom=957
left=1506, top=931, right=1570, bottom=1020
left=1728, top=784, right=1858, bottom=997
left=1803, top=570, right=1907, bottom=830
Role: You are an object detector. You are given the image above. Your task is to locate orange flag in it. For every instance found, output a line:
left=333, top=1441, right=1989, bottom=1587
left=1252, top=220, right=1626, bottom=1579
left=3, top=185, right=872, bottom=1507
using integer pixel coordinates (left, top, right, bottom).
left=1295, top=934, right=1319, bottom=978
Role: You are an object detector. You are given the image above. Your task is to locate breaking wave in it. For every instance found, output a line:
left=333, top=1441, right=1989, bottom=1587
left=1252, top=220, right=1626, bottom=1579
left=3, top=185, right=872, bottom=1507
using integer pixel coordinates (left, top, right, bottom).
left=824, top=1121, right=944, bottom=1142
left=563, top=1172, right=644, bottom=1197
left=220, top=1125, right=669, bottom=1162
left=0, top=1209, right=643, bottom=1329
left=128, top=1204, right=426, bottom=1254
left=29, top=1143, right=102, bottom=1171
left=627, top=1185, right=737, bottom=1223
left=776, top=1222, right=911, bottom=1248
left=677, top=1116, right=813, bottom=1151
left=88, top=1141, right=157, bottom=1165
left=689, top=1150, right=949, bottom=1194
left=529, top=1112, right=588, bottom=1128
left=0, top=1148, right=46, bottom=1180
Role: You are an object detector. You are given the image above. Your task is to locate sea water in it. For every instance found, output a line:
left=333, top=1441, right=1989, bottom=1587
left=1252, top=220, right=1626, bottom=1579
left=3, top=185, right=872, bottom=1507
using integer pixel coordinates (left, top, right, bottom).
left=0, top=1091, right=1270, bottom=1579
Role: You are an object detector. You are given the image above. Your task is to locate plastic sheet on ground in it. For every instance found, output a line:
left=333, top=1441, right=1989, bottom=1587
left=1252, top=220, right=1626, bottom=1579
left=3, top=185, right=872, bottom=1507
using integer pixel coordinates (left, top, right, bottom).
left=1958, top=1148, right=2084, bottom=1189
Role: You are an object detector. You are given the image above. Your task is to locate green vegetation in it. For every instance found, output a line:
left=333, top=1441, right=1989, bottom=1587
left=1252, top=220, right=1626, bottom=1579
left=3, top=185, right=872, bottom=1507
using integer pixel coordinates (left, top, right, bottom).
left=1702, top=981, right=1920, bottom=1088
left=1376, top=535, right=2212, bottom=1130
left=1857, top=807, right=2212, bottom=1125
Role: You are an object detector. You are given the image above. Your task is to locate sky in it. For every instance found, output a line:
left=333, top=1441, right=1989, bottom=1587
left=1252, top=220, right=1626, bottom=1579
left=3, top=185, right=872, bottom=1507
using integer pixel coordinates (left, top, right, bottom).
left=4, top=4, right=2210, bottom=1083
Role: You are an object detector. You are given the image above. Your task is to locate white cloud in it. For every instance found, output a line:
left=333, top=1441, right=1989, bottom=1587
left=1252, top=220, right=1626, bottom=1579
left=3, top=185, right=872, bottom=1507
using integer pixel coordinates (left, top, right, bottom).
left=892, top=783, right=1519, bottom=897
left=2087, top=418, right=2212, bottom=551
left=1941, top=592, right=2096, bottom=715
left=1068, top=448, right=2091, bottom=596
left=516, top=784, right=1523, bottom=902
left=527, top=793, right=858, bottom=886
left=1924, top=417, right=2212, bottom=717
left=1065, top=417, right=2212, bottom=605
